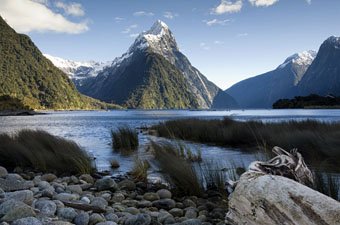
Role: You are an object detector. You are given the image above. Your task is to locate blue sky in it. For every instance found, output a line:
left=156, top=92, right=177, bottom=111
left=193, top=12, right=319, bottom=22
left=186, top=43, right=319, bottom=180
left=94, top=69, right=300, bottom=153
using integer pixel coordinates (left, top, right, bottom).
left=0, top=0, right=339, bottom=89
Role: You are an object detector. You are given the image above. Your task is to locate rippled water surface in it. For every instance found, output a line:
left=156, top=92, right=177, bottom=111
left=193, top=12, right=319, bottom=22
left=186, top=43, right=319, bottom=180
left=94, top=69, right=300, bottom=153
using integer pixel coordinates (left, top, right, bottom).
left=1, top=109, right=340, bottom=174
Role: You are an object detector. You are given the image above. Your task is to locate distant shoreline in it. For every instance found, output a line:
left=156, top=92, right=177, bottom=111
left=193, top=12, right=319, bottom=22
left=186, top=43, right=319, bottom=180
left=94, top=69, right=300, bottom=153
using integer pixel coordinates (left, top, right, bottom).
left=0, top=110, right=45, bottom=116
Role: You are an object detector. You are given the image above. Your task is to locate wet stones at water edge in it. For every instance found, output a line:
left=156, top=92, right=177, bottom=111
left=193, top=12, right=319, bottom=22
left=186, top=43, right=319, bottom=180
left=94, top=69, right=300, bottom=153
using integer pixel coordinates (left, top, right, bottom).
left=0, top=166, right=227, bottom=225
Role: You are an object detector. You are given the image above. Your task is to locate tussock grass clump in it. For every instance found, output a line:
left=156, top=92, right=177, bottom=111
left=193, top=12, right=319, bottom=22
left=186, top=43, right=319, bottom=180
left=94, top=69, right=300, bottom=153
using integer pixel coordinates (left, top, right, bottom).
left=130, top=158, right=150, bottom=182
left=110, top=159, right=120, bottom=169
left=150, top=141, right=248, bottom=197
left=150, top=141, right=202, bottom=162
left=111, top=126, right=139, bottom=153
left=151, top=141, right=203, bottom=197
left=0, top=130, right=94, bottom=175
left=152, top=118, right=340, bottom=160
left=198, top=161, right=227, bottom=195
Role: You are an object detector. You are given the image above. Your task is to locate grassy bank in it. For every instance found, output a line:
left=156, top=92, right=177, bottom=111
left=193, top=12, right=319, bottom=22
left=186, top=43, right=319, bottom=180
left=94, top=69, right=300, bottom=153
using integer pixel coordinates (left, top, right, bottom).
left=151, top=118, right=340, bottom=160
left=0, top=129, right=94, bottom=175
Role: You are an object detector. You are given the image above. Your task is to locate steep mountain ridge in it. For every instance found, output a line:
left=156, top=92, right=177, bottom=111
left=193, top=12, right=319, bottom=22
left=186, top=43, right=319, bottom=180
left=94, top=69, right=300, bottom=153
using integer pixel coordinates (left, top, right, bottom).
left=298, top=36, right=340, bottom=96
left=0, top=15, right=99, bottom=110
left=226, top=50, right=316, bottom=108
left=76, top=20, right=237, bottom=109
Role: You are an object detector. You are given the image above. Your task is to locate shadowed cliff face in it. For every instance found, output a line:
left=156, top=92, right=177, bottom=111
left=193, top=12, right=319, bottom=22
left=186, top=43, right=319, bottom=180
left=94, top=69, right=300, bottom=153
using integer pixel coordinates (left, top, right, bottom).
left=298, top=36, right=340, bottom=96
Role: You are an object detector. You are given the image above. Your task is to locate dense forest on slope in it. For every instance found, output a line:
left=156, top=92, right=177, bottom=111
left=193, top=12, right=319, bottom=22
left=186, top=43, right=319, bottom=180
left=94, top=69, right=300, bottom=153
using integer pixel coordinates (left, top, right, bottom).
left=0, top=16, right=114, bottom=110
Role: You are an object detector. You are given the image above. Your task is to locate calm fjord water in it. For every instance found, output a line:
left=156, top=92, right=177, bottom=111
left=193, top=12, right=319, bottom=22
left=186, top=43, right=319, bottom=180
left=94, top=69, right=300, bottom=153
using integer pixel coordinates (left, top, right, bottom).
left=1, top=109, right=340, bottom=174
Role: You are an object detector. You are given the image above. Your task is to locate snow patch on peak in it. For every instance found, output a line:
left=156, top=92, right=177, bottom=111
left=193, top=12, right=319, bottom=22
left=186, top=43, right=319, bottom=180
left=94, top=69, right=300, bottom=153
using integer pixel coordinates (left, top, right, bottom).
left=292, top=50, right=316, bottom=66
left=278, top=50, right=316, bottom=86
left=125, top=20, right=178, bottom=64
left=279, top=50, right=316, bottom=69
left=148, top=20, right=169, bottom=35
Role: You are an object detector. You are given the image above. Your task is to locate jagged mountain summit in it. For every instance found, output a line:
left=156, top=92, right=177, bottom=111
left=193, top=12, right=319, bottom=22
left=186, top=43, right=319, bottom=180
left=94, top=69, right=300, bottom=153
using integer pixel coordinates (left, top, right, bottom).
left=278, top=50, right=317, bottom=85
left=225, top=50, right=316, bottom=108
left=75, top=20, right=238, bottom=109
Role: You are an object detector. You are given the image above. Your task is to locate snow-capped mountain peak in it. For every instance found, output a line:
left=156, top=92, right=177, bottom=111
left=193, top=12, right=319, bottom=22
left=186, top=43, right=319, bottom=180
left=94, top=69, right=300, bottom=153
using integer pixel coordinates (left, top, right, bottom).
left=278, top=50, right=316, bottom=85
left=147, top=20, right=169, bottom=36
left=124, top=20, right=178, bottom=64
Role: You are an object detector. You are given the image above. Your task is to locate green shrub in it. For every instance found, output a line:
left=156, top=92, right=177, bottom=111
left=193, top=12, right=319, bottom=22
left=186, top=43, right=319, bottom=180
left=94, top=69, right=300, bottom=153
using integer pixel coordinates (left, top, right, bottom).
left=0, top=130, right=94, bottom=175
left=111, top=126, right=139, bottom=153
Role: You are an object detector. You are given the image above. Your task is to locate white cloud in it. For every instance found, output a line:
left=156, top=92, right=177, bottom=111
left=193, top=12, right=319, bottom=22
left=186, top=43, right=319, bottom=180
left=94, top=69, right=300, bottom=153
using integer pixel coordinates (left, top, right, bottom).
left=212, top=0, right=242, bottom=14
left=55, top=1, right=85, bottom=17
left=214, top=40, right=224, bottom=44
left=122, top=24, right=138, bottom=34
left=163, top=11, right=178, bottom=19
left=133, top=11, right=154, bottom=17
left=237, top=32, right=249, bottom=37
left=305, top=0, right=311, bottom=4
left=204, top=18, right=231, bottom=26
left=200, top=42, right=211, bottom=50
left=0, top=0, right=88, bottom=34
left=114, top=17, right=124, bottom=22
left=129, top=33, right=139, bottom=38
left=249, top=0, right=279, bottom=7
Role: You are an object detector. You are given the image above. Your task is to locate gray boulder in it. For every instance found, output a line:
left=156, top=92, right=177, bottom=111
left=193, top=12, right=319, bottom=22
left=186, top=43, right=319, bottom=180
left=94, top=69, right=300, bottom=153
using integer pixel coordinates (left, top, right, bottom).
left=143, top=192, right=159, bottom=201
left=180, top=219, right=202, bottom=225
left=157, top=189, right=172, bottom=199
left=226, top=172, right=340, bottom=225
left=74, top=212, right=90, bottom=225
left=12, top=217, right=42, bottom=225
left=0, top=200, right=36, bottom=222
left=57, top=207, right=77, bottom=222
left=125, top=213, right=151, bottom=225
left=94, top=177, right=118, bottom=192
left=91, top=197, right=108, bottom=211
left=34, top=200, right=57, bottom=216
left=0, top=177, right=34, bottom=192
left=117, top=180, right=136, bottom=191
left=54, top=193, right=79, bottom=202
left=152, top=199, right=176, bottom=210
left=3, top=190, right=34, bottom=205
left=0, top=167, right=8, bottom=178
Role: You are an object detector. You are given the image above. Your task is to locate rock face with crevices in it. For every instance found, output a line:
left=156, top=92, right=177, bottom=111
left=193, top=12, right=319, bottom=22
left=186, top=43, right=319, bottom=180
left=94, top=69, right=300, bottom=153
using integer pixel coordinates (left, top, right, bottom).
left=225, top=172, right=340, bottom=225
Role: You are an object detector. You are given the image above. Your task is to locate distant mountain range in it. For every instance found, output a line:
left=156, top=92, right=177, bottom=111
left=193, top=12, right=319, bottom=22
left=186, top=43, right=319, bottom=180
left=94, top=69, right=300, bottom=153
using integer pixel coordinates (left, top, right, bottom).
left=46, top=21, right=238, bottom=109
left=0, top=15, right=106, bottom=110
left=226, top=36, right=340, bottom=108
left=5, top=9, right=340, bottom=110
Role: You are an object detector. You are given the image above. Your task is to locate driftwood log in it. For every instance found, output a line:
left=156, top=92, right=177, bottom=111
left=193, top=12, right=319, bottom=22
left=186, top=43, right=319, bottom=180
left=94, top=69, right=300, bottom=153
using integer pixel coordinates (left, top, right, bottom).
left=225, top=147, right=340, bottom=225
left=225, top=173, right=340, bottom=225
left=61, top=200, right=106, bottom=213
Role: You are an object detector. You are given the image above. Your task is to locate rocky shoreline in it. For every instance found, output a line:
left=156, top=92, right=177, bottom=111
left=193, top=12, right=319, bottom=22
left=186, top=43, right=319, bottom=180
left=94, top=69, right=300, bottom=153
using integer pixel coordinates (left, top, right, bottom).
left=0, top=166, right=227, bottom=225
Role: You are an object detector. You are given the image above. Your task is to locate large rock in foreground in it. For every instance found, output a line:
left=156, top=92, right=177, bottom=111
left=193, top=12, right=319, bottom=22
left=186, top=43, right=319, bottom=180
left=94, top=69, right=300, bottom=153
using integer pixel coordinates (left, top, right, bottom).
left=226, top=172, right=340, bottom=225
